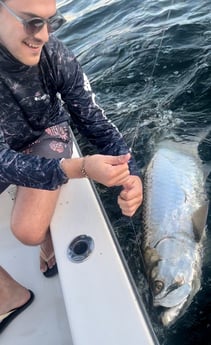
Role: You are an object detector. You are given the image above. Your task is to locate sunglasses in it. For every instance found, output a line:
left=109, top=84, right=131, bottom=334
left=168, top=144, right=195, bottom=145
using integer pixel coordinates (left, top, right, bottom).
left=0, top=1, right=66, bottom=35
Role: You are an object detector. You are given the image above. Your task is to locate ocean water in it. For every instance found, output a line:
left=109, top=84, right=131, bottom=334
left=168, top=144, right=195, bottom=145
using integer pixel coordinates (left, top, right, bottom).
left=57, top=0, right=211, bottom=344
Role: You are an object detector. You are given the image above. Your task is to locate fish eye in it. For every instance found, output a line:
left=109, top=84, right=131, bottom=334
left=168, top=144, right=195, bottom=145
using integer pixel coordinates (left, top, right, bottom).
left=153, top=280, right=164, bottom=295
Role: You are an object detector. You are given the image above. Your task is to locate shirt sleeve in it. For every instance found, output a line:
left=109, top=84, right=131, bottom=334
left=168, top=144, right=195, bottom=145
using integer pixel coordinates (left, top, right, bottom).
left=49, top=37, right=140, bottom=177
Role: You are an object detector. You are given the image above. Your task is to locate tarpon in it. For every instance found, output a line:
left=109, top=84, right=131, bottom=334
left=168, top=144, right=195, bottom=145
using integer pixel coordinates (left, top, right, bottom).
left=142, top=139, right=209, bottom=326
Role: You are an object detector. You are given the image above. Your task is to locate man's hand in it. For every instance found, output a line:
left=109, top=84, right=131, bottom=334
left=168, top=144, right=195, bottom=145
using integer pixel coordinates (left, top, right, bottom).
left=85, top=153, right=131, bottom=187
left=62, top=153, right=143, bottom=216
left=118, top=175, right=143, bottom=216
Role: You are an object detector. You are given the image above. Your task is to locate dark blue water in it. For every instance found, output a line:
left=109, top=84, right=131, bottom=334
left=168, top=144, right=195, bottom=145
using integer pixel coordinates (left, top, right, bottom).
left=57, top=0, right=211, bottom=343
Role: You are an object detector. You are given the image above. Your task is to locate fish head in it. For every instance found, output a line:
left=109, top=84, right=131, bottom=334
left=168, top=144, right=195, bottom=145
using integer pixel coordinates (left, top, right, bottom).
left=145, top=239, right=200, bottom=325
left=150, top=258, right=192, bottom=308
left=145, top=239, right=198, bottom=308
left=148, top=258, right=194, bottom=326
left=157, top=271, right=200, bottom=327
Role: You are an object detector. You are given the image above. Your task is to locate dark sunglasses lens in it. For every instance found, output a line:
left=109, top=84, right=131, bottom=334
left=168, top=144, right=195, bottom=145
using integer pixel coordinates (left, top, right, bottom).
left=25, top=18, right=45, bottom=35
left=48, top=16, right=66, bottom=32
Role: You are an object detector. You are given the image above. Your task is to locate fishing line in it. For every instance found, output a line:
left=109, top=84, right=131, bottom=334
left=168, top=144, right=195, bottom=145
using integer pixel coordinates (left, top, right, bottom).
left=128, top=0, right=174, bottom=252
left=130, top=0, right=174, bottom=151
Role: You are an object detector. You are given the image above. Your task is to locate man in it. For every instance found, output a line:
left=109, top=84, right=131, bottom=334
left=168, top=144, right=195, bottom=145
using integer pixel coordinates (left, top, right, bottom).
left=0, top=0, right=143, bottom=332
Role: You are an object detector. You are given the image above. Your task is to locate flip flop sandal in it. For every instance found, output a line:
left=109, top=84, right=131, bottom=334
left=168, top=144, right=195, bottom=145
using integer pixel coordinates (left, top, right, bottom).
left=0, top=290, right=34, bottom=333
left=40, top=248, right=58, bottom=278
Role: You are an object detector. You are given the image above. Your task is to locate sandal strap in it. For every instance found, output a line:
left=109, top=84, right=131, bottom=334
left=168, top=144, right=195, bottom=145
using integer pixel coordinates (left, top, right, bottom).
left=40, top=248, right=56, bottom=263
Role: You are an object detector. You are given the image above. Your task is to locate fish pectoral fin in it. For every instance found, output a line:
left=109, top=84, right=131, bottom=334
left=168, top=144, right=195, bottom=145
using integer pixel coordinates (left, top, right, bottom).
left=192, top=201, right=209, bottom=242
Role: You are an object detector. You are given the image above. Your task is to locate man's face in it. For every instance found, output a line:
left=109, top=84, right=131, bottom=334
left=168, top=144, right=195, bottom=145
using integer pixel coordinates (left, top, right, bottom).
left=0, top=0, right=56, bottom=66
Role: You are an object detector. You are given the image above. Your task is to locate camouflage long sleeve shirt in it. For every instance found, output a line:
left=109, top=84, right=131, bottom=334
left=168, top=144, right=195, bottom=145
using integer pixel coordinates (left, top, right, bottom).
left=0, top=35, right=139, bottom=190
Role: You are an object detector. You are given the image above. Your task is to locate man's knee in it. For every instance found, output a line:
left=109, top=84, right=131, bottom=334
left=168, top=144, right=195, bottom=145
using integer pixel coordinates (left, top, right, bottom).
left=10, top=186, right=60, bottom=245
left=10, top=220, right=47, bottom=245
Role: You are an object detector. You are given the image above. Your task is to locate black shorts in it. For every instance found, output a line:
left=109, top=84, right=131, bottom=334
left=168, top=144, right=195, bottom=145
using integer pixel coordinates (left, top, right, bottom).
left=0, top=122, right=73, bottom=194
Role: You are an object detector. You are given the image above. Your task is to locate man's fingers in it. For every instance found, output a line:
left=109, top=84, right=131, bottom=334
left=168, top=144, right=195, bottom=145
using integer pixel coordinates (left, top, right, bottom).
left=105, top=153, right=131, bottom=166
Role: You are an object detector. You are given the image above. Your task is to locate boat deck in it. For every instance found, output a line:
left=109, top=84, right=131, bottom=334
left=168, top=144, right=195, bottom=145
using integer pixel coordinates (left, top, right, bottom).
left=0, top=188, right=73, bottom=345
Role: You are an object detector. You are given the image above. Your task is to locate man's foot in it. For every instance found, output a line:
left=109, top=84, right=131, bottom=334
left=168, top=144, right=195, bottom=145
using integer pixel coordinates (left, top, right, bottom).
left=0, top=290, right=34, bottom=333
left=40, top=230, right=58, bottom=278
left=0, top=266, right=34, bottom=333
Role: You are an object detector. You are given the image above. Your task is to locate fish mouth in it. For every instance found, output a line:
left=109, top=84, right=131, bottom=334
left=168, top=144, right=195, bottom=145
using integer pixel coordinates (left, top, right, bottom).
left=153, top=283, right=191, bottom=308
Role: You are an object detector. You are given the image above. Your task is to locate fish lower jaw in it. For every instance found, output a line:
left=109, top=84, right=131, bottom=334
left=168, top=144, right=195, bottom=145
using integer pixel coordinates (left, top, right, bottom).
left=160, top=303, right=186, bottom=327
left=155, top=297, right=189, bottom=327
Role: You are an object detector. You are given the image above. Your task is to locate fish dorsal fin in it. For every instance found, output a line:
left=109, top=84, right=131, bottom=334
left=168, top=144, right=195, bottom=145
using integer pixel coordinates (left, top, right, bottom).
left=192, top=202, right=209, bottom=242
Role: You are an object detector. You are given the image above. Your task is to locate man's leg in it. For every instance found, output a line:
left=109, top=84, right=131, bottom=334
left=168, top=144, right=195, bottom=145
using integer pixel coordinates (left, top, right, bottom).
left=11, top=186, right=61, bottom=274
left=10, top=122, right=73, bottom=276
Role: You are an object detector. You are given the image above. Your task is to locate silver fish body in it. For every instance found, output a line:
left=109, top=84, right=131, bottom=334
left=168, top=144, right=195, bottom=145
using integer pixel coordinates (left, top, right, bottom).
left=142, top=140, right=209, bottom=326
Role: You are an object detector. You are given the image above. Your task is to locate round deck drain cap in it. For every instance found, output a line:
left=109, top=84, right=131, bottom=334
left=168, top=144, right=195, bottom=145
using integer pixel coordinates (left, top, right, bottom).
left=67, top=235, right=94, bottom=263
